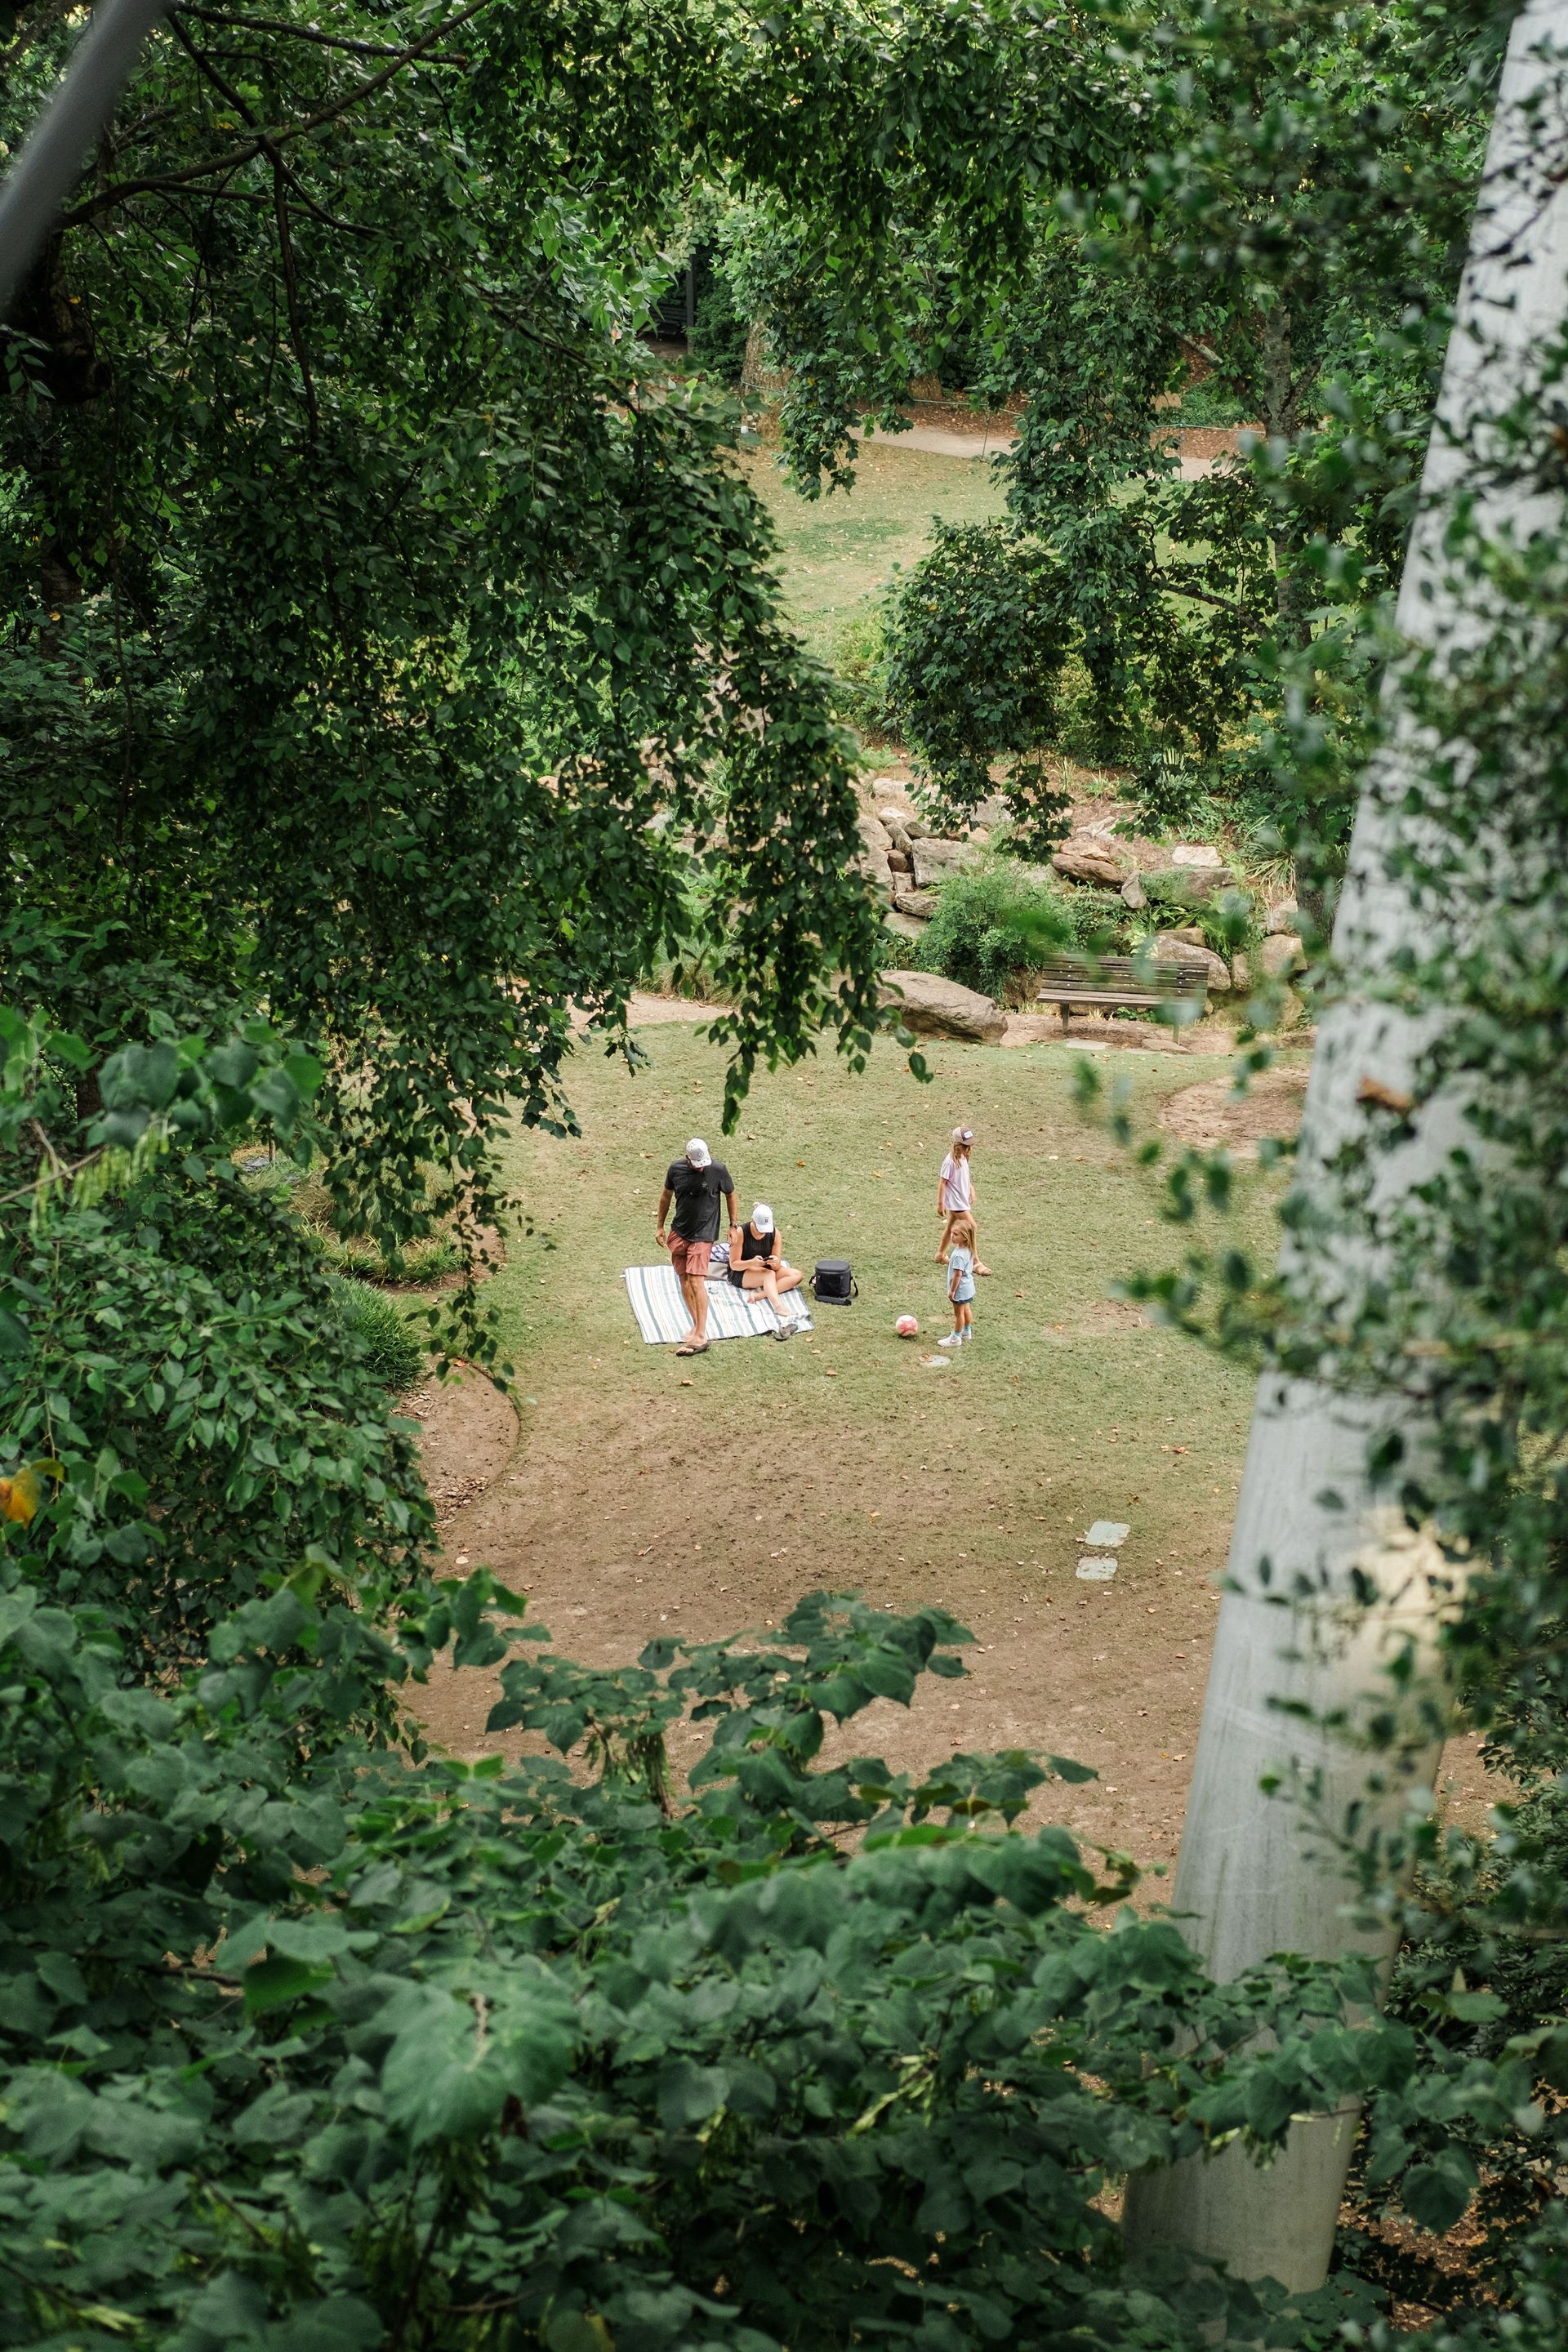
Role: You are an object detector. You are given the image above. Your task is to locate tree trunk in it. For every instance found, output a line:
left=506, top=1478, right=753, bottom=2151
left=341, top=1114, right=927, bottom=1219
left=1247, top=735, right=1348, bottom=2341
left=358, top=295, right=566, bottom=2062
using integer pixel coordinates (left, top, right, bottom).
left=1260, top=301, right=1308, bottom=653
left=1123, top=0, right=1568, bottom=2300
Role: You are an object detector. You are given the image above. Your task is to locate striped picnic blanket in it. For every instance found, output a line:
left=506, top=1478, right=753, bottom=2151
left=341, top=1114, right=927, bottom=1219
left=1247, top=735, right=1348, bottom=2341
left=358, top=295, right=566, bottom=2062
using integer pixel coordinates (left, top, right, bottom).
left=622, top=1264, right=813, bottom=1345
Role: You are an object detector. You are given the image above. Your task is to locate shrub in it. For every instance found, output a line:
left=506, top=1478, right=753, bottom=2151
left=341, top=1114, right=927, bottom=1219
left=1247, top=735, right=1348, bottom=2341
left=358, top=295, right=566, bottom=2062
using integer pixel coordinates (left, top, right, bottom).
left=311, top=1223, right=466, bottom=1285
left=883, top=522, right=1073, bottom=854
left=0, top=1564, right=1388, bottom=2352
left=916, top=863, right=1129, bottom=1003
left=335, top=1276, right=425, bottom=1388
left=1133, top=743, right=1215, bottom=837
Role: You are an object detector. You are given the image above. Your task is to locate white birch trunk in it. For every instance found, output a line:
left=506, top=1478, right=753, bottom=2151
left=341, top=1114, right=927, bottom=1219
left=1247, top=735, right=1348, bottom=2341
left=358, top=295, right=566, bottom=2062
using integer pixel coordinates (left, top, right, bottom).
left=1122, top=0, right=1568, bottom=2296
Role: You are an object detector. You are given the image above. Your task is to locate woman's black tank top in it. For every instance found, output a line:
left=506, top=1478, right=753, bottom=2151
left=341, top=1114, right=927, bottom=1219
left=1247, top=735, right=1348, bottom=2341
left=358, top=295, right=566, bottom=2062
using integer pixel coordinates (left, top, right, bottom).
left=729, top=1223, right=776, bottom=1284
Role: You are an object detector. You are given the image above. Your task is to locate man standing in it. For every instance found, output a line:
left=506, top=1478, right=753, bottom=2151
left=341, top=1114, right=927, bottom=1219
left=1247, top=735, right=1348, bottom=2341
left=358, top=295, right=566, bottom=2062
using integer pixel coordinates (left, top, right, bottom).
left=656, top=1138, right=739, bottom=1356
left=935, top=1125, right=991, bottom=1276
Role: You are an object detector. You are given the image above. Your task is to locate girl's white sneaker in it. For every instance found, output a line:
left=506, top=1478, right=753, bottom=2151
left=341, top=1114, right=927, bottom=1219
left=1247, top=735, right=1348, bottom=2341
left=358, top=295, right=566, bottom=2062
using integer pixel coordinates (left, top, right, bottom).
left=937, top=1332, right=963, bottom=1348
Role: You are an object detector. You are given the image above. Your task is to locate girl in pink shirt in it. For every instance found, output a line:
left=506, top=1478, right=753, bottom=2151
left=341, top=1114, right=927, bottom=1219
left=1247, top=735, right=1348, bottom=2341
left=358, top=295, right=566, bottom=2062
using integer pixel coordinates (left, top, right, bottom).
left=935, top=1127, right=990, bottom=1275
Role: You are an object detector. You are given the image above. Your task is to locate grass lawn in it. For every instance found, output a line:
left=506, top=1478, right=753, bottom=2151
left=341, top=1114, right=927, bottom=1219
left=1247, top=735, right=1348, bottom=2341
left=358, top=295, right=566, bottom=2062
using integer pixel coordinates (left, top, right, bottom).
left=737, top=440, right=1006, bottom=675
left=417, top=1015, right=1290, bottom=1876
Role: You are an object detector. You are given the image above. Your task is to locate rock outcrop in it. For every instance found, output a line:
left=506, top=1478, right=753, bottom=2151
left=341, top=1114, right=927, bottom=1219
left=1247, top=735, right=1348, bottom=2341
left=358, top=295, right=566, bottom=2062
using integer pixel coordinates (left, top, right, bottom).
left=911, top=835, right=983, bottom=890
left=880, top=970, right=1007, bottom=1043
left=1051, top=834, right=1127, bottom=888
left=854, top=810, right=896, bottom=901
left=1152, top=933, right=1232, bottom=992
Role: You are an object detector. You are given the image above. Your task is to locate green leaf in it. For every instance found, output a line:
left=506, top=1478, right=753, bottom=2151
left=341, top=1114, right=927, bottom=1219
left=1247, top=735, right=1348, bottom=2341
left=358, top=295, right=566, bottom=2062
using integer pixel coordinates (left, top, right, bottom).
left=242, top=1954, right=335, bottom=2017
left=1402, top=2146, right=1478, bottom=2234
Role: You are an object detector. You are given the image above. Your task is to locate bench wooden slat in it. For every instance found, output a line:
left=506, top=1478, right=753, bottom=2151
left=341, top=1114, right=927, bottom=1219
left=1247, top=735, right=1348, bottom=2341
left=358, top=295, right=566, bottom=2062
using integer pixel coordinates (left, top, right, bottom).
left=1036, top=954, right=1209, bottom=1020
left=1036, top=989, right=1178, bottom=1009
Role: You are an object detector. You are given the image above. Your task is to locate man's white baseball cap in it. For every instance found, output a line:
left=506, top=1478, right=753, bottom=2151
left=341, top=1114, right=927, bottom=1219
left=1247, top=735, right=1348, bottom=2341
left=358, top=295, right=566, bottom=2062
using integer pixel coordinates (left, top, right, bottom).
left=751, top=1203, right=774, bottom=1233
left=952, top=1125, right=974, bottom=1144
left=685, top=1137, right=711, bottom=1167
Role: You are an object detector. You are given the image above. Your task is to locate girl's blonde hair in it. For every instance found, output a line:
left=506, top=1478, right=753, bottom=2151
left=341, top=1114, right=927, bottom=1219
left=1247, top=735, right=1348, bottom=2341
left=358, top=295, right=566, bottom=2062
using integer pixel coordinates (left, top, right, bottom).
left=949, top=1212, right=977, bottom=1250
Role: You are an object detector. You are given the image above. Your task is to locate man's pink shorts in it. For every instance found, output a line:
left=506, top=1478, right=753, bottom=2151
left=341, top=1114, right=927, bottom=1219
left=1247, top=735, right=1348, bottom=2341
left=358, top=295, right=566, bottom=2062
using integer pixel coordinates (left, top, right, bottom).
left=668, top=1236, right=712, bottom=1280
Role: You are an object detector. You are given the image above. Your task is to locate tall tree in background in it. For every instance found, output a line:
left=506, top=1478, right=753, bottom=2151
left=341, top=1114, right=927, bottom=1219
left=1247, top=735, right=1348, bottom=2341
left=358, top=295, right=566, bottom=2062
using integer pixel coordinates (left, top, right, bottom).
left=739, top=2, right=1503, bottom=896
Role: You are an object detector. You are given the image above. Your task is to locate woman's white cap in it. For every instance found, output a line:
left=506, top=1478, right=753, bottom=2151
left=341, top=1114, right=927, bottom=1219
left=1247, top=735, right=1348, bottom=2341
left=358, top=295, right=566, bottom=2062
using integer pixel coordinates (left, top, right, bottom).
left=685, top=1138, right=711, bottom=1167
left=751, top=1203, right=774, bottom=1233
left=951, top=1125, right=974, bottom=1144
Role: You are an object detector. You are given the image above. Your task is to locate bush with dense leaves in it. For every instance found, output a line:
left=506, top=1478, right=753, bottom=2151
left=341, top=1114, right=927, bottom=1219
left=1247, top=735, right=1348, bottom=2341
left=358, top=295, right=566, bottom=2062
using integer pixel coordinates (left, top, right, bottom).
left=915, top=863, right=1127, bottom=1003
left=883, top=523, right=1073, bottom=855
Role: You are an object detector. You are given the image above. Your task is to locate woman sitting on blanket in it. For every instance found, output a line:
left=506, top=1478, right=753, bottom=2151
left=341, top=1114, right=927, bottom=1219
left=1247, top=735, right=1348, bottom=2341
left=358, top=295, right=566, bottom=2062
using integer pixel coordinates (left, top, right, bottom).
left=728, top=1204, right=803, bottom=1341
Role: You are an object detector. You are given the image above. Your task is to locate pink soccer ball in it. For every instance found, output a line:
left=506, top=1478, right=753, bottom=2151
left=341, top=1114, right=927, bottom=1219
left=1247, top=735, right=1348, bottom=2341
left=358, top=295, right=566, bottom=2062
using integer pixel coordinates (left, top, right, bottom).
left=895, top=1314, right=920, bottom=1339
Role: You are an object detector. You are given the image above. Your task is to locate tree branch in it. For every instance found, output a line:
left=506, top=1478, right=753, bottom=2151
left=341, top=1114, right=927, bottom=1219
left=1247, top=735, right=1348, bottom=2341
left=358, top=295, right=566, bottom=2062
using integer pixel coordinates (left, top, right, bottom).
left=166, top=16, right=320, bottom=430
left=179, top=6, right=470, bottom=63
left=58, top=0, right=496, bottom=229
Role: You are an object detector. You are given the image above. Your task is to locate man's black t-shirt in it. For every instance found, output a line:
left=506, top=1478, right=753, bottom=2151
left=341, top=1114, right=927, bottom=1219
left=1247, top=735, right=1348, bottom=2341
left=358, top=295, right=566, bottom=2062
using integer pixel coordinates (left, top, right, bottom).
left=665, top=1160, right=733, bottom=1244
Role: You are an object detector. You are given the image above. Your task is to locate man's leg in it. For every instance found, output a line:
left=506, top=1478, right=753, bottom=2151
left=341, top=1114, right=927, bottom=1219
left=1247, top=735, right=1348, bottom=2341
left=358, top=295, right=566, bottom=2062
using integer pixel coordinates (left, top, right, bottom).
left=671, top=1244, right=704, bottom=1350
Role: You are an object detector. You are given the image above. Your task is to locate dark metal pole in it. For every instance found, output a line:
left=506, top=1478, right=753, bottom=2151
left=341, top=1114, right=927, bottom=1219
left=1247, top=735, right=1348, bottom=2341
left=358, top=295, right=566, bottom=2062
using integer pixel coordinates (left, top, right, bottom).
left=0, top=0, right=172, bottom=319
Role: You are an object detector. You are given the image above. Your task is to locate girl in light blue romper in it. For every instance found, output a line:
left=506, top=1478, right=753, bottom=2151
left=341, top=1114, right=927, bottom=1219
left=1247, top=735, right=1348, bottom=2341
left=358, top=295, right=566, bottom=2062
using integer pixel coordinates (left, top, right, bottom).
left=939, top=1212, right=977, bottom=1348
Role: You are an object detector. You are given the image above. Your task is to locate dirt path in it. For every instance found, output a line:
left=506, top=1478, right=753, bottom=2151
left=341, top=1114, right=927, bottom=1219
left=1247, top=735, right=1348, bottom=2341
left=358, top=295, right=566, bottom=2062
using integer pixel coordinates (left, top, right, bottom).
left=858, top=421, right=1238, bottom=479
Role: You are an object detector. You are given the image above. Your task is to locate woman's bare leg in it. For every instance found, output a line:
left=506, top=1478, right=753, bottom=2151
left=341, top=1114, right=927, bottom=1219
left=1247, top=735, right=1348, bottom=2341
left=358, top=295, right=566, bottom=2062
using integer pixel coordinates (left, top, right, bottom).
left=745, top=1267, right=796, bottom=1334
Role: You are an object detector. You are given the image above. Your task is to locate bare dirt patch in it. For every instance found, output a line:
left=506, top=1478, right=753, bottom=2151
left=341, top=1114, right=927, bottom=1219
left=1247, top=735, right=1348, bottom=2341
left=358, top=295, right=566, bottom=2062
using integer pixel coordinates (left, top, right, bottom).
left=1003, top=1012, right=1225, bottom=1054
left=572, top=992, right=734, bottom=1033
left=396, top=1364, right=518, bottom=1524
left=1158, top=1064, right=1311, bottom=1157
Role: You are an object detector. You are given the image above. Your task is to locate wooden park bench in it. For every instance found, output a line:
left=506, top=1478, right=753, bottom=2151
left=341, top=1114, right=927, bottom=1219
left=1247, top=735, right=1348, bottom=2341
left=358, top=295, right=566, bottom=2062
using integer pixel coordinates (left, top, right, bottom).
left=1036, top=953, right=1209, bottom=1028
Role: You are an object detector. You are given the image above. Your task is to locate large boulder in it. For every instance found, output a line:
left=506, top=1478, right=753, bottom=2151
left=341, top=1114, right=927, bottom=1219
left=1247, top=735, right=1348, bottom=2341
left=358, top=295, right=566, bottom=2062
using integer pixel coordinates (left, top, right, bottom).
left=1152, top=932, right=1232, bottom=992
left=1144, top=862, right=1234, bottom=904
left=911, top=835, right=982, bottom=890
left=884, top=911, right=928, bottom=945
left=1264, top=897, right=1300, bottom=937
left=854, top=811, right=895, bottom=902
left=1169, top=844, right=1224, bottom=869
left=880, top=969, right=1007, bottom=1043
left=878, top=808, right=915, bottom=857
left=1254, top=933, right=1306, bottom=981
left=893, top=888, right=939, bottom=920
left=1052, top=833, right=1127, bottom=888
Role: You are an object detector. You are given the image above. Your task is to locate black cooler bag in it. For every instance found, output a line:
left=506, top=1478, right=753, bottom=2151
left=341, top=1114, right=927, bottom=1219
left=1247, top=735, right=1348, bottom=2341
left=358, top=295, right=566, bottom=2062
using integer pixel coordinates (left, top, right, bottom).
left=810, top=1259, right=858, bottom=1305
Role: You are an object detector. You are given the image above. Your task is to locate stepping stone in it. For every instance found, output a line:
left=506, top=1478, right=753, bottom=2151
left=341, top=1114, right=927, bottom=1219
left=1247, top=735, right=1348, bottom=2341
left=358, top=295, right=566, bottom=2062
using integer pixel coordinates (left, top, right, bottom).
left=1085, top=1521, right=1130, bottom=1548
left=1076, top=1556, right=1118, bottom=1581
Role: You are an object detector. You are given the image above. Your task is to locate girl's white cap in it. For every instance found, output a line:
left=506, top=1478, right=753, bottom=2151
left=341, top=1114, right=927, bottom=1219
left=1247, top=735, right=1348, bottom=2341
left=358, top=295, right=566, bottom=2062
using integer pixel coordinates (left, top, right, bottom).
left=951, top=1125, right=974, bottom=1143
left=685, top=1138, right=711, bottom=1166
left=751, top=1203, right=774, bottom=1233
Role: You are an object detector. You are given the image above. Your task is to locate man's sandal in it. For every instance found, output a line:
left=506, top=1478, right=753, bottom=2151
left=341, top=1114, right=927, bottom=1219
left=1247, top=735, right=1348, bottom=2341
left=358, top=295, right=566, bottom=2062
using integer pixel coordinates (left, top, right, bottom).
left=675, top=1340, right=709, bottom=1356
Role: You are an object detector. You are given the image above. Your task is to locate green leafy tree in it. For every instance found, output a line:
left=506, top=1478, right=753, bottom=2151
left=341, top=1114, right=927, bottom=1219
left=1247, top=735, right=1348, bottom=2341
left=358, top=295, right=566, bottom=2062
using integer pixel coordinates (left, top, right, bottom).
left=796, top=4, right=1498, bottom=890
